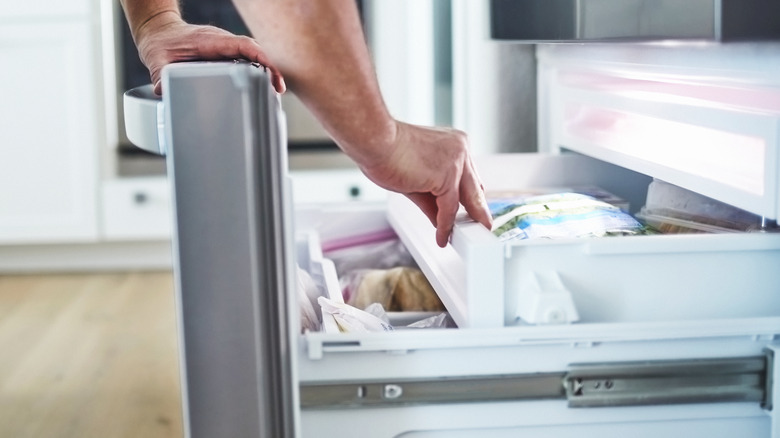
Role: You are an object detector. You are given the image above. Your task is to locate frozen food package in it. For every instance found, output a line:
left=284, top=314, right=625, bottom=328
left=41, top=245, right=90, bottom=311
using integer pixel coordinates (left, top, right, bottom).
left=637, top=179, right=770, bottom=233
left=489, top=192, right=649, bottom=242
left=344, top=267, right=446, bottom=312
left=487, top=186, right=631, bottom=213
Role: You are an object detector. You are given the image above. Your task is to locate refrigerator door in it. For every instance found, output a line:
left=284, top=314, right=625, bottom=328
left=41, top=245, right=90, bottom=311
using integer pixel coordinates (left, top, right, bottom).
left=159, top=62, right=298, bottom=438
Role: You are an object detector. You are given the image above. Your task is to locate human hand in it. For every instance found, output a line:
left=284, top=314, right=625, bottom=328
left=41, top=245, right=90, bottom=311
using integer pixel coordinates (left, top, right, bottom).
left=359, top=122, right=493, bottom=248
left=133, top=13, right=285, bottom=95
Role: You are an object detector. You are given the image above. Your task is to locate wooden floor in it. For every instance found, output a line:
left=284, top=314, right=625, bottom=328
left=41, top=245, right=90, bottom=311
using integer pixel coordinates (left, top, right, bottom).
left=0, top=272, right=182, bottom=438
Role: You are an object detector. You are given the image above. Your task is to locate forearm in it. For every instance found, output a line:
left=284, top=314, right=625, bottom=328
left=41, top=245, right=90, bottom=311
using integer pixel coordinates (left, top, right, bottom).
left=231, top=0, right=396, bottom=167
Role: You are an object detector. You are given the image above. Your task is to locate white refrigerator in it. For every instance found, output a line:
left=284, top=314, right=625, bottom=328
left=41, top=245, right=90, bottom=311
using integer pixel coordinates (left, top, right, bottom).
left=124, top=39, right=780, bottom=437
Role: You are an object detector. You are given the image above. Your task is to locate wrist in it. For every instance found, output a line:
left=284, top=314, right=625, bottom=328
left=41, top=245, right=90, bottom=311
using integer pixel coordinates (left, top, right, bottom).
left=340, top=116, right=401, bottom=171
left=133, top=9, right=182, bottom=46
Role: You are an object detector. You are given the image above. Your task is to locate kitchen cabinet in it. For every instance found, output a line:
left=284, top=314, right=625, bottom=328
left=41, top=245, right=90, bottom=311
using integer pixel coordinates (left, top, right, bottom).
left=0, top=18, right=100, bottom=244
left=0, top=0, right=90, bottom=20
left=0, top=1, right=175, bottom=272
left=0, top=1, right=394, bottom=272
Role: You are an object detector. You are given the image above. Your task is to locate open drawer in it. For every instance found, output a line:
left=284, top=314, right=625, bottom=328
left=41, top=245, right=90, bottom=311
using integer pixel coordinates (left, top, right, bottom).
left=133, top=61, right=780, bottom=438
left=388, top=153, right=780, bottom=329
left=294, top=163, right=780, bottom=437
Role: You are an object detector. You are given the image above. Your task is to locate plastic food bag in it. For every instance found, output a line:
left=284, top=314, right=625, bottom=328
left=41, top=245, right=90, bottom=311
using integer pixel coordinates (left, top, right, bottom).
left=363, top=302, right=392, bottom=325
left=361, top=303, right=453, bottom=329
left=636, top=179, right=770, bottom=234
left=297, top=266, right=321, bottom=333
left=324, top=236, right=417, bottom=278
left=406, top=312, right=452, bottom=329
left=489, top=192, right=648, bottom=242
left=342, top=267, right=445, bottom=312
left=318, top=296, right=394, bottom=333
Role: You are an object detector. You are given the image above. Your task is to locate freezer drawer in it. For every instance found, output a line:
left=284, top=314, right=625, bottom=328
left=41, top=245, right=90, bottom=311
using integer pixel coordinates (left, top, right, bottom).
left=295, top=154, right=780, bottom=437
left=386, top=153, right=780, bottom=329
left=124, top=61, right=780, bottom=438
left=295, top=201, right=780, bottom=438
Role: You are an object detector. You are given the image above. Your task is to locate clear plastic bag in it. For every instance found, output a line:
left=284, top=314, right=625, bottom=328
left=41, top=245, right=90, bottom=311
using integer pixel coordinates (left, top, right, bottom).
left=362, top=302, right=453, bottom=330
left=490, top=192, right=648, bottom=242
left=321, top=232, right=448, bottom=329
left=405, top=312, right=453, bottom=329
left=325, top=236, right=417, bottom=278
left=318, top=297, right=394, bottom=333
left=341, top=267, right=445, bottom=312
left=297, top=265, right=321, bottom=333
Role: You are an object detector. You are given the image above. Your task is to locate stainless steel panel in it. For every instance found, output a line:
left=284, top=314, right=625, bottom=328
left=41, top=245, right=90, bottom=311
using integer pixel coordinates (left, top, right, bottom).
left=163, top=62, right=296, bottom=438
left=491, top=0, right=780, bottom=42
left=301, top=374, right=566, bottom=409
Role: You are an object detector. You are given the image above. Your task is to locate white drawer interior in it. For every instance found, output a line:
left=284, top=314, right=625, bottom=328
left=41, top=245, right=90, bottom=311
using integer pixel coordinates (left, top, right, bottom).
left=389, top=153, right=780, bottom=328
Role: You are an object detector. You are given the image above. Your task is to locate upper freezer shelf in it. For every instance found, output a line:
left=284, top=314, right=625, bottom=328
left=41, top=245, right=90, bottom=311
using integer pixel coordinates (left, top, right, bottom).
left=537, top=43, right=780, bottom=220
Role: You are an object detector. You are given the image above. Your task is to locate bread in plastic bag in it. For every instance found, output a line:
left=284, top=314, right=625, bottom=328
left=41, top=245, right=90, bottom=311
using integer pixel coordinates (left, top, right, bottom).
left=344, top=267, right=445, bottom=312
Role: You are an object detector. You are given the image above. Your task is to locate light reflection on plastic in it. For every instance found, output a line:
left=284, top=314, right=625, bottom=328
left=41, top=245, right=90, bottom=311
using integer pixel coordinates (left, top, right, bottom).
left=642, top=40, right=716, bottom=48
left=565, top=105, right=766, bottom=196
left=559, top=71, right=780, bottom=116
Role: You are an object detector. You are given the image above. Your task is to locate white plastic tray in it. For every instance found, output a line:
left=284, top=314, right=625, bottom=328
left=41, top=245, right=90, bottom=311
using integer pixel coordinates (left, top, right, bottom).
left=388, top=153, right=780, bottom=329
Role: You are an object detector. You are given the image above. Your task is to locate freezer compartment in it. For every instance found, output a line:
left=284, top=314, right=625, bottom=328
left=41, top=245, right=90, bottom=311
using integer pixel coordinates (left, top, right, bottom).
left=296, top=200, right=780, bottom=436
left=389, top=153, right=780, bottom=329
left=295, top=204, right=450, bottom=334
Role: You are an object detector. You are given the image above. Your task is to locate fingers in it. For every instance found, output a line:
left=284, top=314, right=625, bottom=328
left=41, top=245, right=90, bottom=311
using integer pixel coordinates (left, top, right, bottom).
left=144, top=25, right=287, bottom=95
left=268, top=70, right=286, bottom=94
left=243, top=39, right=286, bottom=93
left=433, top=158, right=462, bottom=247
left=399, top=128, right=490, bottom=248
left=205, top=34, right=287, bottom=94
left=460, top=158, right=493, bottom=231
left=148, top=65, right=163, bottom=95
left=434, top=187, right=460, bottom=248
left=232, top=36, right=287, bottom=93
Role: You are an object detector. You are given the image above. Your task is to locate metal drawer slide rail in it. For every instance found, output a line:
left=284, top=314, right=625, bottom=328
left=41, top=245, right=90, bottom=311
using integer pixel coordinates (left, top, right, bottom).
left=564, top=356, right=767, bottom=408
left=300, top=356, right=769, bottom=410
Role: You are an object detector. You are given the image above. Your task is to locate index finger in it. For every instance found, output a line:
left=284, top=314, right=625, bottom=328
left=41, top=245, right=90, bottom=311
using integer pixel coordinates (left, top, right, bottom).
left=459, top=158, right=493, bottom=231
left=434, top=185, right=460, bottom=248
